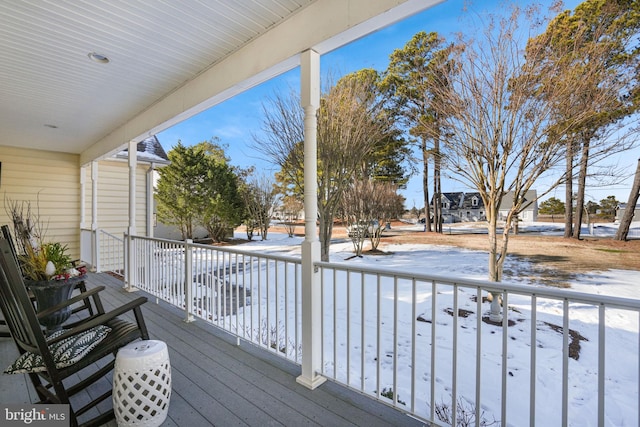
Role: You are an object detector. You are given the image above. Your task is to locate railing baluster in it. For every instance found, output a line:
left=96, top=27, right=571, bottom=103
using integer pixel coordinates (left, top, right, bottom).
left=598, top=303, right=605, bottom=427
left=333, top=268, right=337, bottom=380
left=476, top=287, right=482, bottom=427
left=393, top=276, right=398, bottom=406
left=361, top=272, right=366, bottom=392
left=530, top=294, right=537, bottom=427
left=452, top=284, right=458, bottom=427
left=346, top=270, right=351, bottom=386
left=266, top=259, right=271, bottom=351
left=275, top=259, right=280, bottom=354
left=376, top=273, right=381, bottom=400
left=501, top=291, right=509, bottom=426
left=562, top=298, right=569, bottom=426
left=257, top=257, right=262, bottom=348
left=411, top=278, right=417, bottom=413
left=297, top=261, right=301, bottom=364
left=430, top=279, right=437, bottom=421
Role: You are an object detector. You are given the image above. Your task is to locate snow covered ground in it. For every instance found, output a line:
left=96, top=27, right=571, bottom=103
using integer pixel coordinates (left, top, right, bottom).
left=230, top=222, right=639, bottom=426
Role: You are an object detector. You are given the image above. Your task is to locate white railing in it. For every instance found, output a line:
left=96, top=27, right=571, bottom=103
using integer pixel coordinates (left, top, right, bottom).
left=317, top=262, right=640, bottom=426
left=125, top=234, right=640, bottom=426
left=80, top=228, right=125, bottom=277
left=127, top=235, right=302, bottom=363
left=96, top=230, right=124, bottom=276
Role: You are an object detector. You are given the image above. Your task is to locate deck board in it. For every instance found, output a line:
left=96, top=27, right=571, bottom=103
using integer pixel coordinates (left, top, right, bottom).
left=0, top=273, right=425, bottom=426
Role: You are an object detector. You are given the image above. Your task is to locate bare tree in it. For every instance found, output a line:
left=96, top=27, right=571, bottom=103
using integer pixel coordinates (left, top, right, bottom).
left=340, top=180, right=404, bottom=256
left=367, top=182, right=404, bottom=251
left=340, top=180, right=371, bottom=257
left=616, top=158, right=640, bottom=241
left=242, top=174, right=279, bottom=241
left=282, top=196, right=303, bottom=238
left=255, top=70, right=396, bottom=261
left=428, top=5, right=600, bottom=283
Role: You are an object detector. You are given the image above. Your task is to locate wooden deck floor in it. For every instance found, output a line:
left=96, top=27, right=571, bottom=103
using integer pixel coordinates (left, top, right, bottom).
left=0, top=273, right=425, bottom=426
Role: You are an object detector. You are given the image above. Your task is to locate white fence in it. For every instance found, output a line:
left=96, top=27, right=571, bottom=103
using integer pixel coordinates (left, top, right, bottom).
left=316, top=262, right=640, bottom=426
left=127, top=234, right=303, bottom=362
left=80, top=229, right=124, bottom=276
left=125, top=234, right=640, bottom=426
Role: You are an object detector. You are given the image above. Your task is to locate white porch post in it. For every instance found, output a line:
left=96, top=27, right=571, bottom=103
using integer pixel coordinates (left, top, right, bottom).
left=296, top=49, right=326, bottom=390
left=146, top=164, right=155, bottom=237
left=91, top=162, right=99, bottom=271
left=126, top=141, right=137, bottom=291
left=80, top=165, right=87, bottom=230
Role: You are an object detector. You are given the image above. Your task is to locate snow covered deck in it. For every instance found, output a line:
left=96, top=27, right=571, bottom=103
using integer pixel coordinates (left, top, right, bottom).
left=0, top=273, right=422, bottom=426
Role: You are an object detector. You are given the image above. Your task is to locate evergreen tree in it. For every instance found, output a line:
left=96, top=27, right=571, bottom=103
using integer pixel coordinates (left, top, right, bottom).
left=156, top=139, right=244, bottom=241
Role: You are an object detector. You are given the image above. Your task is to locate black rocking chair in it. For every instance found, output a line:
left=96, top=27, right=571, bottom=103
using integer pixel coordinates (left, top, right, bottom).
left=0, top=238, right=150, bottom=427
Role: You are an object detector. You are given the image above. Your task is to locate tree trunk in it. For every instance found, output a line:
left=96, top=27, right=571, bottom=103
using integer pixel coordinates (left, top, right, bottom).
left=487, top=202, right=500, bottom=282
left=564, top=142, right=574, bottom=238
left=615, top=158, right=640, bottom=241
left=318, top=212, right=332, bottom=262
left=422, top=137, right=432, bottom=232
left=433, top=136, right=442, bottom=233
left=572, top=139, right=590, bottom=239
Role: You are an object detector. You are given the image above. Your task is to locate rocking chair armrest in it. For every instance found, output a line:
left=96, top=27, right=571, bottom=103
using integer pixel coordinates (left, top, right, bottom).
left=35, top=286, right=106, bottom=319
left=46, top=296, right=148, bottom=345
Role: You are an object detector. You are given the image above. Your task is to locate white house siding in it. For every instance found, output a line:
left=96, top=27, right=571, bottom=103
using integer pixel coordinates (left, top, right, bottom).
left=82, top=160, right=148, bottom=237
left=0, top=146, right=81, bottom=258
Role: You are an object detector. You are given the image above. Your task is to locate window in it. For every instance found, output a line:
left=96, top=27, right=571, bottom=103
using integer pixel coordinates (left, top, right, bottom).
left=472, top=197, right=478, bottom=207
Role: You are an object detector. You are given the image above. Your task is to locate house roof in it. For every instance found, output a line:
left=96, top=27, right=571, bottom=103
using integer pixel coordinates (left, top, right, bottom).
left=617, top=203, right=640, bottom=209
left=0, top=0, right=442, bottom=165
left=499, top=190, right=538, bottom=211
left=116, top=136, right=170, bottom=165
left=441, top=192, right=464, bottom=209
left=462, top=192, right=484, bottom=209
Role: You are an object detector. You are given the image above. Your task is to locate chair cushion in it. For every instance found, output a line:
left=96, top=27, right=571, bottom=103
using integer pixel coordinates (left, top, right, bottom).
left=4, top=325, right=111, bottom=374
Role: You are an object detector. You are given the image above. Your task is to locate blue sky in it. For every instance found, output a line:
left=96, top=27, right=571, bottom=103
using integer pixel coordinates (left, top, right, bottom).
left=158, top=0, right=638, bottom=207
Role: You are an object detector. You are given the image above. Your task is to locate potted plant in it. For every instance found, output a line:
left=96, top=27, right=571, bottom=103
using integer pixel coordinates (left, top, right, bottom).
left=19, top=241, right=87, bottom=333
left=4, top=197, right=86, bottom=332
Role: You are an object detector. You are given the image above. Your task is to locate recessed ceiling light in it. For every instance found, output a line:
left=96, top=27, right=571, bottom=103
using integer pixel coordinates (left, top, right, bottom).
left=88, top=52, right=110, bottom=64
left=44, top=124, right=58, bottom=129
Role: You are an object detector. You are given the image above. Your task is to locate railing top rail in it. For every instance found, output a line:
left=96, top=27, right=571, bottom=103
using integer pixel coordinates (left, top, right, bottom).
left=316, top=260, right=640, bottom=311
left=128, top=234, right=301, bottom=265
left=99, top=229, right=124, bottom=241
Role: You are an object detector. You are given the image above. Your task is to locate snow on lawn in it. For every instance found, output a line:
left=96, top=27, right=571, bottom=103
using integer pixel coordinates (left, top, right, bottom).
left=230, top=224, right=639, bottom=426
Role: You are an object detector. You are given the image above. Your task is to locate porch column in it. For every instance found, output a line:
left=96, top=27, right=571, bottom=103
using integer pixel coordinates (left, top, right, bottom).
left=296, top=49, right=326, bottom=390
left=80, top=165, right=87, bottom=229
left=146, top=163, right=155, bottom=237
left=126, top=141, right=137, bottom=290
left=91, top=162, right=99, bottom=270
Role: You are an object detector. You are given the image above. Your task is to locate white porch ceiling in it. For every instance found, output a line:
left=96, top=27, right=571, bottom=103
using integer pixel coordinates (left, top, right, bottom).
left=0, top=0, right=442, bottom=164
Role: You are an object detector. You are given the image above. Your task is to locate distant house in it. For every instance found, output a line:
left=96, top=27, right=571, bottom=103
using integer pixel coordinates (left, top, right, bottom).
left=430, top=192, right=486, bottom=223
left=430, top=190, right=538, bottom=223
left=498, top=190, right=538, bottom=223
left=438, top=192, right=464, bottom=223
left=460, top=192, right=486, bottom=222
left=615, top=203, right=640, bottom=222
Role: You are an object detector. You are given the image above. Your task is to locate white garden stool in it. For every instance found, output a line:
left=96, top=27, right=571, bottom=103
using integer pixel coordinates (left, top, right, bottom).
left=113, top=340, right=172, bottom=427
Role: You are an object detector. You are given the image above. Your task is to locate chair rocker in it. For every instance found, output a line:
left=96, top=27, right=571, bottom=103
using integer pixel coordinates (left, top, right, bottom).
left=0, top=239, right=150, bottom=427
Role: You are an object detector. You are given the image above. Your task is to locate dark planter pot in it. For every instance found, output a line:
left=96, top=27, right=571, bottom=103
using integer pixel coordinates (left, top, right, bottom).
left=26, top=276, right=83, bottom=334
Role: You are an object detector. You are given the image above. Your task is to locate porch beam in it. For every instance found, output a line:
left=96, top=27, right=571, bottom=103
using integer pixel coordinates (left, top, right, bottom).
left=297, top=48, right=326, bottom=390
left=80, top=0, right=443, bottom=164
